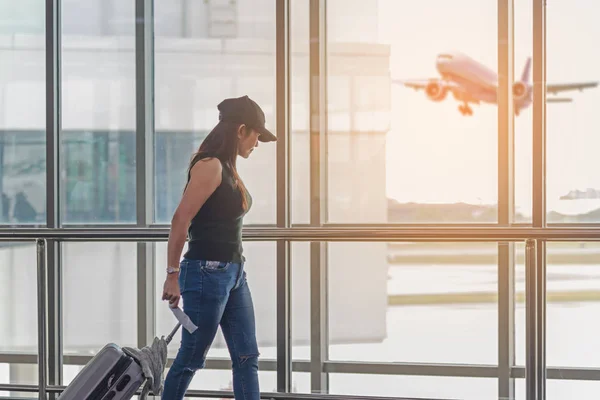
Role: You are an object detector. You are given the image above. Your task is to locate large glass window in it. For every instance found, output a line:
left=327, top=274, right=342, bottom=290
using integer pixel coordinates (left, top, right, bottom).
left=8, top=0, right=600, bottom=398
left=328, top=242, right=498, bottom=366
left=515, top=380, right=600, bottom=400
left=60, top=0, right=136, bottom=224
left=62, top=242, right=138, bottom=355
left=516, top=1, right=600, bottom=224
left=61, top=131, right=136, bottom=223
left=0, top=1, right=44, bottom=35
left=514, top=2, right=533, bottom=223
left=329, top=374, right=497, bottom=399
left=545, top=2, right=600, bottom=223
left=291, top=242, right=311, bottom=361
left=326, top=0, right=498, bottom=224
left=542, top=380, right=600, bottom=400
left=0, top=2, right=46, bottom=225
left=544, top=242, right=600, bottom=399
left=0, top=0, right=45, bottom=390
left=0, top=364, right=39, bottom=392
left=153, top=0, right=277, bottom=225
left=0, top=243, right=38, bottom=387
left=515, top=242, right=600, bottom=393
left=290, top=0, right=310, bottom=225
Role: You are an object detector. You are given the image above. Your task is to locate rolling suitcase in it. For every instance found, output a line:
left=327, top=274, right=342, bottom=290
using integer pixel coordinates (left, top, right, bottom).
left=57, top=308, right=195, bottom=400
left=57, top=341, right=147, bottom=400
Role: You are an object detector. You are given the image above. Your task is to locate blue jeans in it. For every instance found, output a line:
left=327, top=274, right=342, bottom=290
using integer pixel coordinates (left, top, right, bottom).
left=162, top=259, right=260, bottom=400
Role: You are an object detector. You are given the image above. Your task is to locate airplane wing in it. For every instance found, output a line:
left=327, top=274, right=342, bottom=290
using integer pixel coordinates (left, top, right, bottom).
left=395, top=79, right=433, bottom=91
left=546, top=82, right=598, bottom=95
left=394, top=79, right=481, bottom=105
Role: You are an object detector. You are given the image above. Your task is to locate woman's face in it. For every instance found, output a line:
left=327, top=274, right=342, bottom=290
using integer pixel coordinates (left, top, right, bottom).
left=237, top=125, right=261, bottom=158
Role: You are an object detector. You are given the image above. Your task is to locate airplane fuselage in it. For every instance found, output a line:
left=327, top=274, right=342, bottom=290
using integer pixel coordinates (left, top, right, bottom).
left=436, top=52, right=499, bottom=104
left=436, top=53, right=497, bottom=88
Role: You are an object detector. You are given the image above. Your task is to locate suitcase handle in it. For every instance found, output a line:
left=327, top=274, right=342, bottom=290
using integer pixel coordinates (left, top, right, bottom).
left=165, top=323, right=181, bottom=345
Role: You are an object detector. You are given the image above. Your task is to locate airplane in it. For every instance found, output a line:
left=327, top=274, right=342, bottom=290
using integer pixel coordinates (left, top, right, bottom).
left=394, top=51, right=598, bottom=116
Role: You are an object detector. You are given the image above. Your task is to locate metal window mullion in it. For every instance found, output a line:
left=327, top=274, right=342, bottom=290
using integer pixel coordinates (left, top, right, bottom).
left=532, top=0, right=547, bottom=399
left=497, top=1, right=515, bottom=400
left=498, top=238, right=515, bottom=400
left=135, top=0, right=156, bottom=348
left=276, top=0, right=292, bottom=392
left=45, top=0, right=63, bottom=397
left=309, top=0, right=329, bottom=394
left=135, top=0, right=154, bottom=229
left=45, top=240, right=62, bottom=400
left=525, top=239, right=538, bottom=400
left=36, top=239, right=48, bottom=400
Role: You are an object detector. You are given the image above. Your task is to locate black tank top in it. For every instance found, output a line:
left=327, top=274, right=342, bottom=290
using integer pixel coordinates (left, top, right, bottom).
left=183, top=153, right=251, bottom=263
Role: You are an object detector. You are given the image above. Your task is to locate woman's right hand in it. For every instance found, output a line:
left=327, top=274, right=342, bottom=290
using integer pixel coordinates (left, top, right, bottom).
left=162, top=275, right=181, bottom=308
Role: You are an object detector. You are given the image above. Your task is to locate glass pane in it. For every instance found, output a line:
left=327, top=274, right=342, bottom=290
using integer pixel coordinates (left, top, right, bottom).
left=514, top=3, right=533, bottom=223
left=329, top=374, right=497, bottom=399
left=515, top=242, right=526, bottom=366
left=60, top=0, right=136, bottom=224
left=328, top=242, right=498, bottom=364
left=516, top=243, right=600, bottom=369
left=546, top=242, right=600, bottom=369
left=0, top=243, right=38, bottom=386
left=545, top=2, right=600, bottom=222
left=154, top=0, right=277, bottom=225
left=0, top=364, right=38, bottom=394
left=155, top=241, right=276, bottom=360
left=326, top=0, right=498, bottom=223
left=291, top=242, right=310, bottom=361
left=290, top=0, right=310, bottom=225
left=154, top=0, right=183, bottom=38
left=516, top=379, right=600, bottom=400
left=291, top=373, right=310, bottom=394
left=62, top=242, right=138, bottom=354
left=0, top=2, right=46, bottom=225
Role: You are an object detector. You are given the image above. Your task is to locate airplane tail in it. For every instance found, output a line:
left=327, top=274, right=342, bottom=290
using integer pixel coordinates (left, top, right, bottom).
left=521, top=57, right=532, bottom=83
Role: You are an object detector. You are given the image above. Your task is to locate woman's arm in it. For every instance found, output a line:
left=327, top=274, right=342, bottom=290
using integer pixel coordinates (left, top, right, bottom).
left=162, top=157, right=222, bottom=306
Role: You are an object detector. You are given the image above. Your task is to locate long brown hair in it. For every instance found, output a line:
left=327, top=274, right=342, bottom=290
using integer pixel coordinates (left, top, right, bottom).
left=185, top=120, right=249, bottom=210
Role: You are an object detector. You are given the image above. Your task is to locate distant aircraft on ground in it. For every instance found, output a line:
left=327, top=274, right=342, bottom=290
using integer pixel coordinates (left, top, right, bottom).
left=394, top=51, right=598, bottom=116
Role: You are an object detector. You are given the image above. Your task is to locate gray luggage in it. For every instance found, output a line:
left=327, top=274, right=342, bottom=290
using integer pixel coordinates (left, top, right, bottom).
left=58, top=342, right=144, bottom=400
left=58, top=324, right=181, bottom=400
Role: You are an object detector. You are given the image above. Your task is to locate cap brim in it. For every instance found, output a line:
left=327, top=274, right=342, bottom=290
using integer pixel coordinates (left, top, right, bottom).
left=258, top=127, right=277, bottom=142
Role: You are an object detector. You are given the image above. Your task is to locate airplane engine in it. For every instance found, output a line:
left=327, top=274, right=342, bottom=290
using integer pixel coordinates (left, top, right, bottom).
left=512, top=82, right=528, bottom=101
left=425, top=81, right=448, bottom=102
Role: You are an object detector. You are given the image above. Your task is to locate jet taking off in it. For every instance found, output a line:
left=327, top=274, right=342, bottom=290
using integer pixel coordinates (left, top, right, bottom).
left=395, top=52, right=598, bottom=116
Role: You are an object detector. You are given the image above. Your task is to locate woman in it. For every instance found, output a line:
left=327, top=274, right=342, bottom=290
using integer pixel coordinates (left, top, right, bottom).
left=161, top=95, right=276, bottom=399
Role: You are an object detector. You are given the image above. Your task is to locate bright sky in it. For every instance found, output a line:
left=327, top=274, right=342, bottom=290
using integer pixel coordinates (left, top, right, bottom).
left=374, top=0, right=600, bottom=216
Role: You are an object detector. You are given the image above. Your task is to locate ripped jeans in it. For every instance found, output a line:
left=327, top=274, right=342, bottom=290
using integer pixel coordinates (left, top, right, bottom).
left=162, top=259, right=260, bottom=400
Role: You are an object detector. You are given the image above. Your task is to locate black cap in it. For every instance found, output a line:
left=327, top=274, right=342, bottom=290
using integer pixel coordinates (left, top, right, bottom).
left=217, top=95, right=277, bottom=142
